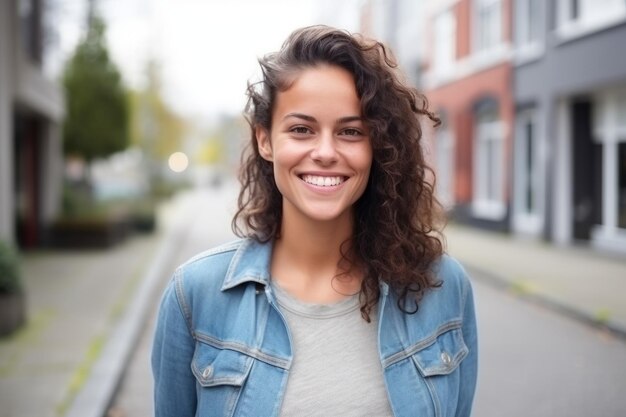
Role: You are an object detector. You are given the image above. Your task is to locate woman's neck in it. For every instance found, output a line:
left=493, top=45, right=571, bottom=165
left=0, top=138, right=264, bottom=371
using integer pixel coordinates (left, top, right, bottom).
left=270, top=209, right=361, bottom=303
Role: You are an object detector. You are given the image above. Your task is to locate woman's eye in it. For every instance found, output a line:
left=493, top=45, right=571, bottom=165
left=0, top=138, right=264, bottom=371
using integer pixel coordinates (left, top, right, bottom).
left=341, top=128, right=362, bottom=137
left=290, top=126, right=311, bottom=135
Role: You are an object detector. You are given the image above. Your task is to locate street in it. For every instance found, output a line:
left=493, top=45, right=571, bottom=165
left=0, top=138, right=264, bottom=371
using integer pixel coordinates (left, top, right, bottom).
left=472, top=274, right=626, bottom=416
left=108, top=187, right=626, bottom=417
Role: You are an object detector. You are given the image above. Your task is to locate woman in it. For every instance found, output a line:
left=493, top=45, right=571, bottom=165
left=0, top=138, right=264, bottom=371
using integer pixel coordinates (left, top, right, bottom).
left=152, top=25, right=477, bottom=417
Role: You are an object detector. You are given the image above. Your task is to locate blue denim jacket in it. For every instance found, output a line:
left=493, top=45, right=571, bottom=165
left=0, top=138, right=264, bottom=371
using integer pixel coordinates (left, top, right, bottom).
left=152, top=238, right=478, bottom=417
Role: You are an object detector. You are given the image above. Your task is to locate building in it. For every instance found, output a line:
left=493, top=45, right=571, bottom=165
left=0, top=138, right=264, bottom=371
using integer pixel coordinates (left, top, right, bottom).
left=513, top=0, right=626, bottom=253
left=330, top=0, right=626, bottom=253
left=359, top=0, right=426, bottom=88
left=422, top=0, right=515, bottom=232
left=0, top=0, right=64, bottom=248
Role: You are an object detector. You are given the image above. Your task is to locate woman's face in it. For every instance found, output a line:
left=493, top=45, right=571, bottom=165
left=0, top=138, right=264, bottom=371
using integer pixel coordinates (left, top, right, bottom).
left=256, top=64, right=372, bottom=225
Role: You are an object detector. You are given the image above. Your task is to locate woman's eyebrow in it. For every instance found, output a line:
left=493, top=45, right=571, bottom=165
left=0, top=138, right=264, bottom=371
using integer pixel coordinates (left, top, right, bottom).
left=337, top=116, right=363, bottom=124
left=283, top=112, right=316, bottom=122
left=283, top=113, right=363, bottom=124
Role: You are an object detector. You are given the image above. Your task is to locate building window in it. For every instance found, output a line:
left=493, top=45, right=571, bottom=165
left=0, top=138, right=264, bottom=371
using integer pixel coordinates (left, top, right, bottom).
left=513, top=109, right=544, bottom=234
left=473, top=107, right=505, bottom=219
left=475, top=0, right=502, bottom=53
left=515, top=0, right=542, bottom=48
left=619, top=142, right=626, bottom=229
left=522, top=116, right=535, bottom=213
left=18, top=0, right=42, bottom=64
left=617, top=94, right=626, bottom=229
left=433, top=9, right=456, bottom=77
left=590, top=89, right=626, bottom=252
left=435, top=117, right=455, bottom=208
left=557, top=0, right=626, bottom=39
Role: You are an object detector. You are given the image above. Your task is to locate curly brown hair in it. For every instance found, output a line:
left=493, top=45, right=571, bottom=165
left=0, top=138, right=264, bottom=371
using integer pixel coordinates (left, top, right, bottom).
left=233, top=25, right=445, bottom=320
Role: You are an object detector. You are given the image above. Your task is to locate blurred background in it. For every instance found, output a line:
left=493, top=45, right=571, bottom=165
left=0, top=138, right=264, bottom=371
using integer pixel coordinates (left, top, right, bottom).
left=1, top=0, right=625, bottom=416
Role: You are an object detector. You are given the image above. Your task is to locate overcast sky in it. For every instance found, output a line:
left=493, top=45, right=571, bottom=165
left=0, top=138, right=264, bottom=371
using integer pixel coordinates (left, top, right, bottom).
left=53, top=0, right=363, bottom=123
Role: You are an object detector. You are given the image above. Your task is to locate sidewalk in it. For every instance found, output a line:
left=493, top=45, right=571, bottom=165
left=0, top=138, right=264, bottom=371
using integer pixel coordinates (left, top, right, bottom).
left=445, top=224, right=626, bottom=339
left=0, top=193, right=194, bottom=417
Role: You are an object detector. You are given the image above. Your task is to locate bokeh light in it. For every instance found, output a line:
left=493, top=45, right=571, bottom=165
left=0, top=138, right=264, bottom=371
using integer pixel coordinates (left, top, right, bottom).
left=168, top=151, right=189, bottom=173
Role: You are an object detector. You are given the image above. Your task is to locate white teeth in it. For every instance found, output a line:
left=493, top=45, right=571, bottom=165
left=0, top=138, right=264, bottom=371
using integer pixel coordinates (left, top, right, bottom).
left=302, top=175, right=345, bottom=187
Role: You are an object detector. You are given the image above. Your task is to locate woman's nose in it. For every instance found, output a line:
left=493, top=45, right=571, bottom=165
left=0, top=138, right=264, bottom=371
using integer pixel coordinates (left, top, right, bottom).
left=310, top=132, right=338, bottom=164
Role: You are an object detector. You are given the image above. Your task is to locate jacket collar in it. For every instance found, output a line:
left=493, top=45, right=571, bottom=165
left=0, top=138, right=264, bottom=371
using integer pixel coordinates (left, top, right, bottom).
left=219, top=238, right=392, bottom=297
left=221, top=238, right=273, bottom=291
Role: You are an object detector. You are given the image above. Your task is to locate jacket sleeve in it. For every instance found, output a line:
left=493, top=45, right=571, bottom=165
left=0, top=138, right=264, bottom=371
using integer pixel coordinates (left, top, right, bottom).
left=456, top=272, right=478, bottom=417
left=151, top=270, right=197, bottom=417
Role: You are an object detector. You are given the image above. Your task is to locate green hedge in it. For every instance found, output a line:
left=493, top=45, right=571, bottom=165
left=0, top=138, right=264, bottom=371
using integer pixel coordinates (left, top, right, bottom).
left=0, top=241, right=21, bottom=294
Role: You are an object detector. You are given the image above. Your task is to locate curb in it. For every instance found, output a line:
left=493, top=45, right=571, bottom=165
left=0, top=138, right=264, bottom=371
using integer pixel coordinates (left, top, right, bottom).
left=65, top=215, right=190, bottom=417
left=463, top=262, right=626, bottom=342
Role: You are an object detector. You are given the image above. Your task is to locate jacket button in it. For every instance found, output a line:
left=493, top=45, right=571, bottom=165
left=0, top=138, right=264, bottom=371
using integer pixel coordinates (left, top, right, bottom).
left=202, top=366, right=212, bottom=379
left=440, top=351, right=451, bottom=365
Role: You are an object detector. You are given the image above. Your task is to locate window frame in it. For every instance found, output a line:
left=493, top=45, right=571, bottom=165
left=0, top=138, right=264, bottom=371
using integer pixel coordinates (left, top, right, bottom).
left=514, top=0, right=544, bottom=63
left=472, top=108, right=506, bottom=220
left=435, top=117, right=456, bottom=209
left=556, top=0, right=626, bottom=42
left=433, top=7, right=457, bottom=78
left=512, top=108, right=544, bottom=234
left=473, top=0, right=503, bottom=54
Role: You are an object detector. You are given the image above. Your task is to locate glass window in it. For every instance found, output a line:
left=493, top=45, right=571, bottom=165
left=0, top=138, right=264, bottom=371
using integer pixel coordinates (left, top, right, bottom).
left=436, top=121, right=455, bottom=208
left=18, top=0, right=43, bottom=64
left=618, top=142, right=626, bottom=229
left=476, top=0, right=502, bottom=52
left=434, top=9, right=456, bottom=76
left=524, top=119, right=535, bottom=213
left=558, top=0, right=626, bottom=27
left=516, top=0, right=542, bottom=47
left=474, top=108, right=505, bottom=218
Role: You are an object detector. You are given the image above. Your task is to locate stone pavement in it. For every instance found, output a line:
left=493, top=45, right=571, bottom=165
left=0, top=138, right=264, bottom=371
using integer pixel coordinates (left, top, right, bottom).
left=445, top=224, right=626, bottom=339
left=0, top=190, right=199, bottom=417
left=1, top=188, right=625, bottom=417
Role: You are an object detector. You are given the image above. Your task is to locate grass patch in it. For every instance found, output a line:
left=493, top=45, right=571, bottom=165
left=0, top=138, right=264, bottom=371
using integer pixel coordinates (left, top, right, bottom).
left=510, top=279, right=536, bottom=296
left=55, top=334, right=105, bottom=416
left=594, top=308, right=612, bottom=324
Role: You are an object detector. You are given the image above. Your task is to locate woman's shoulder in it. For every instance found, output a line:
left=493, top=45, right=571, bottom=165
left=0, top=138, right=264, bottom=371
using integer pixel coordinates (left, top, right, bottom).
left=429, top=253, right=473, bottom=301
left=173, top=236, right=272, bottom=292
left=174, top=238, right=248, bottom=289
left=434, top=254, right=470, bottom=284
left=180, top=238, right=245, bottom=268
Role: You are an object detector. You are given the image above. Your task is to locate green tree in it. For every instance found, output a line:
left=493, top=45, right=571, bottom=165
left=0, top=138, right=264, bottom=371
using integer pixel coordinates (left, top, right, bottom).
left=62, top=15, right=129, bottom=162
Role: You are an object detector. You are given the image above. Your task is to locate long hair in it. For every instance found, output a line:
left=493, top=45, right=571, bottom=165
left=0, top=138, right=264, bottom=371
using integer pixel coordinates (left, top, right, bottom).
left=233, top=25, right=445, bottom=320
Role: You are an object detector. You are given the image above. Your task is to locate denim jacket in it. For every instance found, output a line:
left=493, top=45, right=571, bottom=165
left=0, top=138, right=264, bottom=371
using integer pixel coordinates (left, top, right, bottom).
left=152, top=238, right=478, bottom=417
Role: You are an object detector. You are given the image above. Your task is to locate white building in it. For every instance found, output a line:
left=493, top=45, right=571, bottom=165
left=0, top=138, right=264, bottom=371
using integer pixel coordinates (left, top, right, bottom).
left=0, top=0, right=65, bottom=247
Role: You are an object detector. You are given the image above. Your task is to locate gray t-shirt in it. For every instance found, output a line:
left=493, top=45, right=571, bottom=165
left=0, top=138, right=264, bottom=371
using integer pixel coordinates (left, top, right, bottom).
left=272, top=282, right=394, bottom=417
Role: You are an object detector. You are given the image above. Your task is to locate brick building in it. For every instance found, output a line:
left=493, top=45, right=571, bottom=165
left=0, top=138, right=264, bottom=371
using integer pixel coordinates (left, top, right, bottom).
left=422, top=0, right=515, bottom=231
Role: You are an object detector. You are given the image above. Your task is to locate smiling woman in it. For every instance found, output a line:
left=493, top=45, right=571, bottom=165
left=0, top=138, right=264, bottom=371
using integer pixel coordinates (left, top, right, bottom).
left=152, top=25, right=478, bottom=417
left=256, top=64, right=372, bottom=230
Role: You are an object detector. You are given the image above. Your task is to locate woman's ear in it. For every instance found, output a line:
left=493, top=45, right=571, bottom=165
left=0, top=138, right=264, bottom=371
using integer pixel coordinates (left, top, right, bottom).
left=256, top=126, right=273, bottom=162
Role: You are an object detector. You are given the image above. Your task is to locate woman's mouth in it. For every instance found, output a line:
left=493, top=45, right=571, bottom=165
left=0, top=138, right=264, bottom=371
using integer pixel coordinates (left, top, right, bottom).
left=300, top=174, right=347, bottom=187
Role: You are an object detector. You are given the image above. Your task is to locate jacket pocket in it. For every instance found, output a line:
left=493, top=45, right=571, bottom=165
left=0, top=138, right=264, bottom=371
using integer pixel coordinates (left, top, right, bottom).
left=410, top=326, right=468, bottom=417
left=191, top=341, right=253, bottom=416
left=411, top=326, right=468, bottom=377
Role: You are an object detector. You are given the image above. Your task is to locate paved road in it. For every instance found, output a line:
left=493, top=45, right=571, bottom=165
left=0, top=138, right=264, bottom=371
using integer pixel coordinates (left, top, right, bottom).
left=472, top=270, right=626, bottom=417
left=107, top=188, right=626, bottom=417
